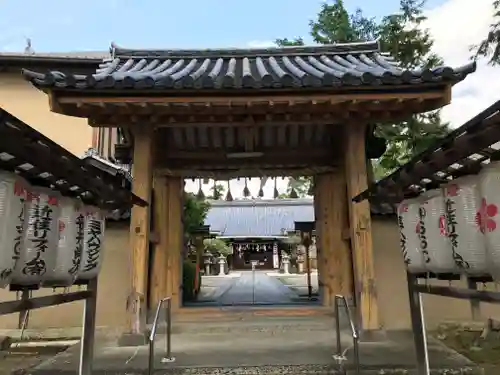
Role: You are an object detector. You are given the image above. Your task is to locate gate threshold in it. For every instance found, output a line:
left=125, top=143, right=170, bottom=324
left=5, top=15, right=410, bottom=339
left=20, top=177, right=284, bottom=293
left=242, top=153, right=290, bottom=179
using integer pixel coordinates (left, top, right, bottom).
left=174, top=304, right=333, bottom=322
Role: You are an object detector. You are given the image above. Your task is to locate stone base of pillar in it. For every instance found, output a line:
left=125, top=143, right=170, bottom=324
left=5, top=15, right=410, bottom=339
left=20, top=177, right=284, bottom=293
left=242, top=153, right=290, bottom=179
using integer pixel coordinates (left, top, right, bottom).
left=117, top=332, right=148, bottom=347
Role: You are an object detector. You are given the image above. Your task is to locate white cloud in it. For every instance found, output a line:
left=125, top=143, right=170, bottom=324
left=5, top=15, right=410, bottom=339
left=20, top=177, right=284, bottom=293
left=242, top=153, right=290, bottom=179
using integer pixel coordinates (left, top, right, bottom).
left=424, top=0, right=499, bottom=127
left=247, top=40, right=275, bottom=48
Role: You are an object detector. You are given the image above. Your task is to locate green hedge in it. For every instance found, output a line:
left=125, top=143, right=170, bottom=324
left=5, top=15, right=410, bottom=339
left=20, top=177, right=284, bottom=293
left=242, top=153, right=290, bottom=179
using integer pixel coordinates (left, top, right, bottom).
left=182, top=261, right=202, bottom=302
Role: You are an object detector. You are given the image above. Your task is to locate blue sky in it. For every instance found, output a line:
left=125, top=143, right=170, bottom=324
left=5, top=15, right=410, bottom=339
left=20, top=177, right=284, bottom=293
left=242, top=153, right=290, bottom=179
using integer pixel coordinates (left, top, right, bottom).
left=0, top=0, right=447, bottom=52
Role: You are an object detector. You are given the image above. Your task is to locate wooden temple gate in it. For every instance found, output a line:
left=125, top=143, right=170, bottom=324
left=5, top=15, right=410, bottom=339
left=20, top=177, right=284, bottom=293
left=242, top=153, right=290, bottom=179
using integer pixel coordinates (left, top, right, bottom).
left=23, top=40, right=474, bottom=338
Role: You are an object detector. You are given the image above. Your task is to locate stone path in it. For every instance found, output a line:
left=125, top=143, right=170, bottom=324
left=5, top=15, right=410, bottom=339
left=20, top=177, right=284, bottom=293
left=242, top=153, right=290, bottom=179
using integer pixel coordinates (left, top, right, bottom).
left=196, top=276, right=235, bottom=303
left=217, top=271, right=298, bottom=305
left=270, top=272, right=320, bottom=297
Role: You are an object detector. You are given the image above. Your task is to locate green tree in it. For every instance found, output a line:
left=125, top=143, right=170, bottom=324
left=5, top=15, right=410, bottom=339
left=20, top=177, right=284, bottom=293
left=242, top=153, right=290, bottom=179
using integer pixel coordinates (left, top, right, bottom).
left=309, top=0, right=378, bottom=43
left=472, top=0, right=500, bottom=65
left=183, top=193, right=211, bottom=236
left=286, top=176, right=311, bottom=198
left=276, top=0, right=450, bottom=181
left=374, top=0, right=449, bottom=173
left=210, top=183, right=225, bottom=200
left=275, top=37, right=304, bottom=47
left=203, top=238, right=232, bottom=256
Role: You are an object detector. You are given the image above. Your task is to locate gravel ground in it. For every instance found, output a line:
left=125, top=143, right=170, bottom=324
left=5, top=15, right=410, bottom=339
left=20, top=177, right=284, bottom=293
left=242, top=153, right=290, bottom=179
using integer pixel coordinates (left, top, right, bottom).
left=435, top=324, right=500, bottom=375
left=0, top=346, right=69, bottom=375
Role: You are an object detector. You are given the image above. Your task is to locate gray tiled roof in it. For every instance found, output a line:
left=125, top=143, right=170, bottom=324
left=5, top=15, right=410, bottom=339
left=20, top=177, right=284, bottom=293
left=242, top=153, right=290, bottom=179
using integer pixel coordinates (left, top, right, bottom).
left=205, top=199, right=314, bottom=237
left=204, top=198, right=395, bottom=237
left=0, top=51, right=107, bottom=59
left=22, top=41, right=475, bottom=90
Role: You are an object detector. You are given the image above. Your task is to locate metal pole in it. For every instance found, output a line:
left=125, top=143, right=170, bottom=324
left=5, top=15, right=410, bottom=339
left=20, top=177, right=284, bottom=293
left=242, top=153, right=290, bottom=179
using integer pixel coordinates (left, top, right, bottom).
left=334, top=298, right=342, bottom=356
left=406, top=273, right=430, bottom=375
left=352, top=336, right=360, bottom=375
left=148, top=337, right=155, bottom=375
left=166, top=298, right=171, bottom=359
left=161, top=298, right=175, bottom=362
left=305, top=244, right=312, bottom=299
left=252, top=261, right=256, bottom=305
left=79, top=278, right=98, bottom=375
left=18, top=290, right=31, bottom=330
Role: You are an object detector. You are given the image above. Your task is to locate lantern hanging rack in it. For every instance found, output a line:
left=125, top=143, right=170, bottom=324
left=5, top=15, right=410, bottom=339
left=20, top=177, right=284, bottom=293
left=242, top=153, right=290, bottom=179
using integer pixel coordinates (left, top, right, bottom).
left=353, top=100, right=500, bottom=205
left=0, top=107, right=146, bottom=210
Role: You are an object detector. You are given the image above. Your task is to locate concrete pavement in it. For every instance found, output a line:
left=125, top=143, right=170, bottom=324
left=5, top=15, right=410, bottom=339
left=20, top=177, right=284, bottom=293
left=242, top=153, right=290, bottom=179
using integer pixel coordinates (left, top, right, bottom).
left=27, top=312, right=480, bottom=374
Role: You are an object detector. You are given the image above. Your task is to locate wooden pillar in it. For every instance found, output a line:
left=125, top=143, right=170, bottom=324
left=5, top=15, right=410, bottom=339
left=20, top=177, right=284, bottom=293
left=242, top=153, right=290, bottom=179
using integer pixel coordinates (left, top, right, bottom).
left=149, top=175, right=183, bottom=311
left=165, top=176, right=183, bottom=310
left=313, top=183, right=325, bottom=304
left=127, top=128, right=153, bottom=336
left=315, top=173, right=352, bottom=307
left=150, top=176, right=168, bottom=309
left=344, top=124, right=381, bottom=332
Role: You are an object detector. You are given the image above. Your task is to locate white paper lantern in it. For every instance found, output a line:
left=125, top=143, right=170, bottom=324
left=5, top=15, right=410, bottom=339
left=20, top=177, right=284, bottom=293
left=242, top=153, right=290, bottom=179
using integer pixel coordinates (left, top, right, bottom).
left=78, top=206, right=105, bottom=280
left=443, top=176, right=487, bottom=275
left=42, top=197, right=84, bottom=286
left=418, top=189, right=457, bottom=274
left=0, top=172, right=30, bottom=288
left=11, top=186, right=61, bottom=286
left=397, top=197, right=427, bottom=273
left=478, top=161, right=500, bottom=281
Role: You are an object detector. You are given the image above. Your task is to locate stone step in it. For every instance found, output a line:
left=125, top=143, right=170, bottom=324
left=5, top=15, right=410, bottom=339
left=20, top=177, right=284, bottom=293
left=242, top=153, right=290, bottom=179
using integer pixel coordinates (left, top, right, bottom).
left=28, top=365, right=483, bottom=375
left=170, top=306, right=335, bottom=323
left=154, top=316, right=344, bottom=335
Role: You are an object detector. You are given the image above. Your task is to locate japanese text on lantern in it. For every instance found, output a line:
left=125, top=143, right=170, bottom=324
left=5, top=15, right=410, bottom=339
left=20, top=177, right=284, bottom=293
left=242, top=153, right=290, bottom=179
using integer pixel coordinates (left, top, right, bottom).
left=22, top=195, right=57, bottom=277
left=11, top=192, right=25, bottom=267
left=83, top=217, right=101, bottom=272
left=397, top=205, right=410, bottom=264
left=445, top=194, right=469, bottom=269
left=417, top=206, right=431, bottom=263
left=3, top=181, right=28, bottom=281
left=69, top=214, right=85, bottom=275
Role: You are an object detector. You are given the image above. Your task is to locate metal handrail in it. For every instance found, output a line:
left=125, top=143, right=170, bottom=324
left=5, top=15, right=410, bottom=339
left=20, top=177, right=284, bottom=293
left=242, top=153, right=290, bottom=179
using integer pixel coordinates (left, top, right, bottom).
left=334, top=294, right=360, bottom=375
left=148, top=297, right=175, bottom=375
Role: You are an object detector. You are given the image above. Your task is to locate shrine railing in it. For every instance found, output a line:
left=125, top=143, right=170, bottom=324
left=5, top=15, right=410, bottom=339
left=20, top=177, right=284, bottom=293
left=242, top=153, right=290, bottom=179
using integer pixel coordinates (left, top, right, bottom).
left=333, top=294, right=360, bottom=375
left=148, top=297, right=175, bottom=375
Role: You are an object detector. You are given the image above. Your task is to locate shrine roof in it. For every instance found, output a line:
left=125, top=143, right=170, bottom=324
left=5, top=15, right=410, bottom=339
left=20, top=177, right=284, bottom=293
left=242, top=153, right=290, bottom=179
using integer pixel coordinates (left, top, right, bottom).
left=0, top=51, right=104, bottom=72
left=205, top=198, right=394, bottom=237
left=22, top=41, right=476, bottom=91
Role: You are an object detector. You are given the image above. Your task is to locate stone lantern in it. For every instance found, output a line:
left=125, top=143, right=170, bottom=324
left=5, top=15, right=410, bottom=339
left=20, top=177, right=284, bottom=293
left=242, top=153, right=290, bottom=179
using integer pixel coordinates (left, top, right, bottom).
left=217, top=254, right=226, bottom=276
left=203, top=250, right=213, bottom=275
left=282, top=253, right=291, bottom=274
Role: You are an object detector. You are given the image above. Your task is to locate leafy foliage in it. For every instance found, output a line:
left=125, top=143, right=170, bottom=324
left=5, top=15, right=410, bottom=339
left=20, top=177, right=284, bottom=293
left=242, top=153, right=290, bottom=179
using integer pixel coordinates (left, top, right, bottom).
left=210, top=183, right=225, bottom=200
left=275, top=37, right=304, bottom=47
left=276, top=0, right=450, bottom=185
left=203, top=238, right=232, bottom=256
left=375, top=0, right=450, bottom=174
left=182, top=260, right=201, bottom=301
left=309, top=0, right=378, bottom=43
left=286, top=176, right=311, bottom=198
left=183, top=192, right=210, bottom=236
left=472, top=1, right=500, bottom=65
